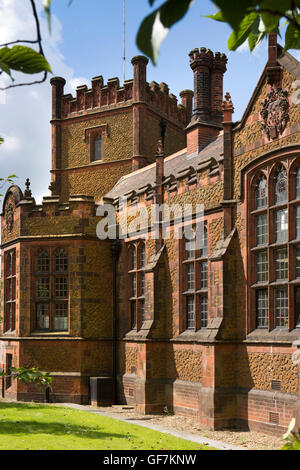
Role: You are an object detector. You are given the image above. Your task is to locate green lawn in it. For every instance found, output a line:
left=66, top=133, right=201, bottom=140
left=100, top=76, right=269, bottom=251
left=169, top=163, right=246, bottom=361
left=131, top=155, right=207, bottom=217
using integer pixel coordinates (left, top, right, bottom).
left=0, top=402, right=214, bottom=450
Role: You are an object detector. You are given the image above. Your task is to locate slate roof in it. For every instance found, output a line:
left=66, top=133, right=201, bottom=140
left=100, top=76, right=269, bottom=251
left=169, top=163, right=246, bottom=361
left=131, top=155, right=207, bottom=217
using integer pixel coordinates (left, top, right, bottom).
left=104, top=134, right=224, bottom=201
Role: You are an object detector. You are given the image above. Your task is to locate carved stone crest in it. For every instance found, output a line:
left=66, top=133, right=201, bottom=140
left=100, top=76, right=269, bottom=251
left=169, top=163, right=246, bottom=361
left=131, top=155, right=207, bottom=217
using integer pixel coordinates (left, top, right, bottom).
left=260, top=87, right=289, bottom=140
left=6, top=203, right=14, bottom=232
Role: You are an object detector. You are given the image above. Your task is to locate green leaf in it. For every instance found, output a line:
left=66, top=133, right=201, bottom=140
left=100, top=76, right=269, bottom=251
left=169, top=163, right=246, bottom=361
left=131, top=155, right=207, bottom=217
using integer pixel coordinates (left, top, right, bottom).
left=0, top=46, right=51, bottom=75
left=248, top=16, right=266, bottom=52
left=261, top=12, right=279, bottom=31
left=284, top=19, right=300, bottom=51
left=205, top=10, right=226, bottom=22
left=213, top=0, right=257, bottom=30
left=228, top=12, right=259, bottom=51
left=0, top=137, right=4, bottom=144
left=136, top=0, right=194, bottom=64
left=259, top=0, right=294, bottom=12
left=0, top=60, right=12, bottom=78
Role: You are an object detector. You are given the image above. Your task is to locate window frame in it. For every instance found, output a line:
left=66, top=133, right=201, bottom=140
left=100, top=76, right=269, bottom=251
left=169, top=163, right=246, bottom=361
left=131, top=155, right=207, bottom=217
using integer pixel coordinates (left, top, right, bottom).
left=249, top=160, right=300, bottom=331
left=128, top=242, right=146, bottom=331
left=181, top=225, right=208, bottom=332
left=4, top=249, right=16, bottom=333
left=34, top=247, right=69, bottom=333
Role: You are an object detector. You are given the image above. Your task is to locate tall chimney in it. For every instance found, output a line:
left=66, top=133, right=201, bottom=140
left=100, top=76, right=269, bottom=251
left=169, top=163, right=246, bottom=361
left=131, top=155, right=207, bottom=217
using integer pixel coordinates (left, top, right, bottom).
left=50, top=76, right=66, bottom=196
left=266, top=32, right=281, bottom=85
left=186, top=48, right=227, bottom=155
left=132, top=56, right=149, bottom=171
left=210, top=52, right=227, bottom=123
left=180, top=89, right=194, bottom=125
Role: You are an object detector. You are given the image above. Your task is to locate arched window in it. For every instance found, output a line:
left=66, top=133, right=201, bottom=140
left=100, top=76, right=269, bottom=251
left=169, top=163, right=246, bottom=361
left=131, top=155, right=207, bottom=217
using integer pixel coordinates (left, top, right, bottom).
left=250, top=162, right=300, bottom=330
left=182, top=225, right=208, bottom=331
left=128, top=243, right=146, bottom=330
left=129, top=245, right=137, bottom=270
left=55, top=249, right=68, bottom=272
left=37, top=250, right=49, bottom=273
left=255, top=175, right=267, bottom=209
left=35, top=248, right=68, bottom=332
left=274, top=166, right=287, bottom=205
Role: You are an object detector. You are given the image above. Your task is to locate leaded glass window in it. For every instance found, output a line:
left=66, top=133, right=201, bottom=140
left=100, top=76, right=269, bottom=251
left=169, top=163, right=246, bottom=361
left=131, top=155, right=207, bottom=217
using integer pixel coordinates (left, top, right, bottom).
left=275, top=209, right=288, bottom=242
left=37, top=250, right=49, bottom=273
left=256, top=176, right=267, bottom=209
left=200, top=295, right=208, bottom=328
left=186, top=296, right=195, bottom=329
left=296, top=206, right=300, bottom=239
left=275, top=288, right=288, bottom=328
left=35, top=248, right=68, bottom=332
left=256, top=213, right=268, bottom=246
left=256, top=251, right=268, bottom=283
left=274, top=167, right=287, bottom=205
left=296, top=168, right=300, bottom=199
left=256, top=290, right=268, bottom=328
left=275, top=248, right=288, bottom=280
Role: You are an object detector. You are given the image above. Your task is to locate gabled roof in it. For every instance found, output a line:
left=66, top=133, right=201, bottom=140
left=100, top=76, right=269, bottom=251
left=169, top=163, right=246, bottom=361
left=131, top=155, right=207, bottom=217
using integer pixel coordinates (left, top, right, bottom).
left=104, top=135, right=223, bottom=201
left=233, top=47, right=300, bottom=131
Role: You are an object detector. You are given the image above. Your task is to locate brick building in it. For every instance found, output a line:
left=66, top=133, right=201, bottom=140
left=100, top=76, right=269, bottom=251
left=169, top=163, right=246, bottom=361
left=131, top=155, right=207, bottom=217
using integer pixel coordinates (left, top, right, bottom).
left=1, top=33, right=300, bottom=435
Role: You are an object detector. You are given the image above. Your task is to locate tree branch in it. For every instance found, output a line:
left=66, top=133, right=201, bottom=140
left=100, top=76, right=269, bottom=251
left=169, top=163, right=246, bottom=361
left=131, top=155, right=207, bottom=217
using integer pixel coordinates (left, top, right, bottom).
left=0, top=0, right=48, bottom=90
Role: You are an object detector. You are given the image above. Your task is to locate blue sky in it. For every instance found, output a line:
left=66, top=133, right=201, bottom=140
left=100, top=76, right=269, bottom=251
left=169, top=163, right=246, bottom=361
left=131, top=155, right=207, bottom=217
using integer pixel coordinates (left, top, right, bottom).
left=0, top=0, right=299, bottom=204
left=50, top=0, right=270, bottom=119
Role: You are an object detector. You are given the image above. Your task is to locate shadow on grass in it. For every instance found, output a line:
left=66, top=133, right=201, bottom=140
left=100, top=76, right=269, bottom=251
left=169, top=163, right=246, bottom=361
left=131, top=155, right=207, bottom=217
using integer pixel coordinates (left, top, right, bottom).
left=0, top=403, right=125, bottom=440
left=0, top=420, right=126, bottom=440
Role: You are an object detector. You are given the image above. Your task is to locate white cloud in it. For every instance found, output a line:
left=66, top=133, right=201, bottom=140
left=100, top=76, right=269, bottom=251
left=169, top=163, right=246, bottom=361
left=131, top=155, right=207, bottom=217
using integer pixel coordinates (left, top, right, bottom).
left=0, top=0, right=89, bottom=207
left=1, top=135, right=21, bottom=152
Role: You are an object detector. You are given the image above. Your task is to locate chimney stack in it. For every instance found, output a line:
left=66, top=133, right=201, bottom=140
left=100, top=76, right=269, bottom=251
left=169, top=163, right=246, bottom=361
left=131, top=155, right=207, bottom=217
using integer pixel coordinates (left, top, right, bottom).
left=131, top=56, right=149, bottom=171
left=180, top=89, right=194, bottom=125
left=266, top=32, right=281, bottom=85
left=50, top=77, right=66, bottom=196
left=186, top=48, right=227, bottom=155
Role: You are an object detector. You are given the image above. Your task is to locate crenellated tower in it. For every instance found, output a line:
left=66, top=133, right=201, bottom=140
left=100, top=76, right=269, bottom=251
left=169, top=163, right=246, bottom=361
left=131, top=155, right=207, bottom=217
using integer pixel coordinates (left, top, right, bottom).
left=49, top=56, right=193, bottom=203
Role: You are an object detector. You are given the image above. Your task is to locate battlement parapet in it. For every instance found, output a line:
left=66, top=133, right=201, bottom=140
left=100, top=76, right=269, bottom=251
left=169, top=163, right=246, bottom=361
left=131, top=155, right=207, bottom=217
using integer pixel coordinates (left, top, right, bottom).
left=189, top=47, right=227, bottom=71
left=19, top=194, right=97, bottom=219
left=60, top=76, right=134, bottom=117
left=55, top=56, right=189, bottom=126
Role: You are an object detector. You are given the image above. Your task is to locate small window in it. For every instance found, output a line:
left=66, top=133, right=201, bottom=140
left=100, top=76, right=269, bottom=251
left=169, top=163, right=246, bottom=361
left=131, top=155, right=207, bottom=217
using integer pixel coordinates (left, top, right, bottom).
left=93, top=135, right=102, bottom=161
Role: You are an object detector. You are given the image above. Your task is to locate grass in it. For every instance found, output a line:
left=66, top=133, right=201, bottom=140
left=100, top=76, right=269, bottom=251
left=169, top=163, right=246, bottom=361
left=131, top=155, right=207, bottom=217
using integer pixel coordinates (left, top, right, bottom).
left=0, top=402, right=215, bottom=450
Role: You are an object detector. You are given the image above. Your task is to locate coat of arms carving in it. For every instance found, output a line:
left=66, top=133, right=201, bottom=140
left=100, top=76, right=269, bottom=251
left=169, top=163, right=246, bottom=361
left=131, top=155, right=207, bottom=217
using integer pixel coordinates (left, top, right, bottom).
left=260, top=87, right=289, bottom=140
left=6, top=203, right=14, bottom=232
